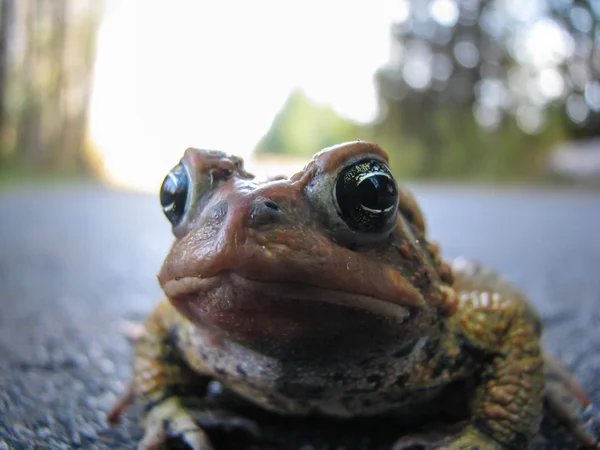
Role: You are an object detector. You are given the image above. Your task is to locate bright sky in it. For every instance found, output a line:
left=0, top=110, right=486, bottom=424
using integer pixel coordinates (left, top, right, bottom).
left=89, top=0, right=401, bottom=190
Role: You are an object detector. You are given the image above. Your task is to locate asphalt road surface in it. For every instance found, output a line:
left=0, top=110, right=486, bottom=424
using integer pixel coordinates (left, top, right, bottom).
left=1, top=183, right=599, bottom=450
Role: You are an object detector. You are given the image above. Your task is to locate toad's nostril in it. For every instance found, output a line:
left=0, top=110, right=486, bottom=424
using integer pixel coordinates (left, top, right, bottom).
left=263, top=200, right=281, bottom=212
left=248, top=198, right=283, bottom=228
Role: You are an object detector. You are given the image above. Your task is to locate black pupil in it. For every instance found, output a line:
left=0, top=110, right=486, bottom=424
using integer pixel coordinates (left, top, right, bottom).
left=356, top=175, right=397, bottom=211
left=336, top=159, right=398, bottom=233
left=160, top=164, right=189, bottom=225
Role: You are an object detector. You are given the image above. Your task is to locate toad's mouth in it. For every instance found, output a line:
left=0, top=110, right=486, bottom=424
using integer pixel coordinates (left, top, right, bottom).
left=162, top=272, right=417, bottom=343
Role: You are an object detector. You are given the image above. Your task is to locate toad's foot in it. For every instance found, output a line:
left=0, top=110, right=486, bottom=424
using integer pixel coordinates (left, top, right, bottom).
left=544, top=351, right=600, bottom=447
left=140, top=397, right=259, bottom=450
left=393, top=425, right=504, bottom=450
left=576, top=404, right=600, bottom=448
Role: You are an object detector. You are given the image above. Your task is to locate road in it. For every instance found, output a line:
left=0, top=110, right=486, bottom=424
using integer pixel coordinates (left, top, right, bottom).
left=0, top=183, right=599, bottom=449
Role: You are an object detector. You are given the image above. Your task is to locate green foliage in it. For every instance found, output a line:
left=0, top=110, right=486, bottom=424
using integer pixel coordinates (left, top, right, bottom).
left=377, top=102, right=569, bottom=181
left=254, top=90, right=366, bottom=158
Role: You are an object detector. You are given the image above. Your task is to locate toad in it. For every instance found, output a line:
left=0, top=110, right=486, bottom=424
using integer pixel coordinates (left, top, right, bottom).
left=110, top=141, right=599, bottom=449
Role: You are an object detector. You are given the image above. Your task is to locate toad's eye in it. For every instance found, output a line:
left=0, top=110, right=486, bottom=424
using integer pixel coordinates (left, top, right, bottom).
left=335, top=159, right=398, bottom=233
left=160, top=163, right=190, bottom=225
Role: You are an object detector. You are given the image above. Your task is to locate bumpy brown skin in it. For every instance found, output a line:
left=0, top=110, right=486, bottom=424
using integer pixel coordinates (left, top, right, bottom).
left=111, top=142, right=599, bottom=450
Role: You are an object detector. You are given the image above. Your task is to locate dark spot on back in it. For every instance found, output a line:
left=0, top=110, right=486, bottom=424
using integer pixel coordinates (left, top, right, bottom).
left=448, top=345, right=474, bottom=374
left=457, top=332, right=496, bottom=363
left=431, top=352, right=452, bottom=378
left=473, top=417, right=495, bottom=437
left=278, top=381, right=325, bottom=399
left=394, top=373, right=410, bottom=387
left=366, top=374, right=382, bottom=390
left=393, top=339, right=418, bottom=358
left=358, top=355, right=377, bottom=368
left=508, top=431, right=529, bottom=449
left=346, top=386, right=378, bottom=394
left=415, top=268, right=433, bottom=292
left=423, top=337, right=440, bottom=361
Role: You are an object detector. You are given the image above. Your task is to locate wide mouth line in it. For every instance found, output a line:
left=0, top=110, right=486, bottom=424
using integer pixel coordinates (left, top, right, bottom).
left=163, top=272, right=411, bottom=321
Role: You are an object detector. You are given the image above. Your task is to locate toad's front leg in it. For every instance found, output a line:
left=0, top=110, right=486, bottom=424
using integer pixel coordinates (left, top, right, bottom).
left=114, top=300, right=257, bottom=450
left=395, top=291, right=545, bottom=450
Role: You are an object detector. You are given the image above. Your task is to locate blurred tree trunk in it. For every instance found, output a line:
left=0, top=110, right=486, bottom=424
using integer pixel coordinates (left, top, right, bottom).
left=2, top=0, right=104, bottom=174
left=0, top=0, right=13, bottom=164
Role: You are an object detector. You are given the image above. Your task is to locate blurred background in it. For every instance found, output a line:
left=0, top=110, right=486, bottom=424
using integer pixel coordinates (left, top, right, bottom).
left=1, top=3, right=600, bottom=449
left=0, top=0, right=599, bottom=190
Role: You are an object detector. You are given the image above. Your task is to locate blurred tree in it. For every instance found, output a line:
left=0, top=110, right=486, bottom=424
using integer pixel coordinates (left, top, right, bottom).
left=255, top=89, right=367, bottom=158
left=0, top=0, right=13, bottom=141
left=0, top=0, right=103, bottom=175
left=549, top=0, right=600, bottom=137
left=374, top=0, right=599, bottom=179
